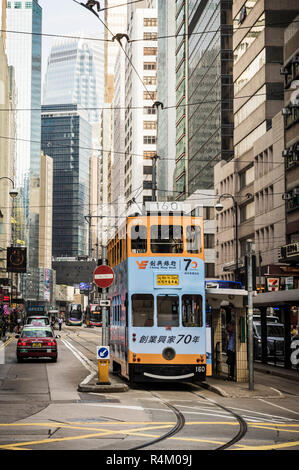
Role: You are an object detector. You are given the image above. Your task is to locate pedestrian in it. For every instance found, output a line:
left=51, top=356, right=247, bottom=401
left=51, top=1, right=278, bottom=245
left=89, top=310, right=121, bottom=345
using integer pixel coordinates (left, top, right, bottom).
left=291, top=324, right=297, bottom=337
left=58, top=317, right=63, bottom=331
left=226, top=320, right=236, bottom=381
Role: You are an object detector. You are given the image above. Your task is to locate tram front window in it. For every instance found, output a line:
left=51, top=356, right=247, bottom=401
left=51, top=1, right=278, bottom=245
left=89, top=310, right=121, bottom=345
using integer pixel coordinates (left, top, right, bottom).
left=150, top=225, right=183, bottom=253
left=157, top=295, right=179, bottom=327
left=182, top=295, right=203, bottom=327
left=132, top=294, right=154, bottom=327
left=71, top=311, right=82, bottom=320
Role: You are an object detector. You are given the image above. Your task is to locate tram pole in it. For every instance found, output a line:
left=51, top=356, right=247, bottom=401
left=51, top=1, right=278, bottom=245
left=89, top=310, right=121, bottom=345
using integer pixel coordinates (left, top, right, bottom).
left=247, top=239, right=254, bottom=391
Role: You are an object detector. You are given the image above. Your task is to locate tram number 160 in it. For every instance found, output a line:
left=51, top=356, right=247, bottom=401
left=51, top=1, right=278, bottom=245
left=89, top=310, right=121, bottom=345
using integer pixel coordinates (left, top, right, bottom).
left=196, top=365, right=206, bottom=373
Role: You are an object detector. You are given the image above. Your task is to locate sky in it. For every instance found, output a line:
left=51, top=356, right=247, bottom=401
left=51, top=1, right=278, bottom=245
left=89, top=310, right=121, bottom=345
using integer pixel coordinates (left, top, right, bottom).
left=39, top=0, right=104, bottom=84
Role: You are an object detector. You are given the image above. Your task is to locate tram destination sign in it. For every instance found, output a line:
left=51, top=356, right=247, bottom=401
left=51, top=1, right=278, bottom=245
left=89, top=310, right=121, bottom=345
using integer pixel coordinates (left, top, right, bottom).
left=93, top=265, right=115, bottom=289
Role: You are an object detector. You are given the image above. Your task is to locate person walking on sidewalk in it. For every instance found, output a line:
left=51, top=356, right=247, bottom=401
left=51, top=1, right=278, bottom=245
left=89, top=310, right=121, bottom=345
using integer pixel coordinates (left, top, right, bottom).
left=226, top=320, right=236, bottom=381
left=58, top=317, right=63, bottom=332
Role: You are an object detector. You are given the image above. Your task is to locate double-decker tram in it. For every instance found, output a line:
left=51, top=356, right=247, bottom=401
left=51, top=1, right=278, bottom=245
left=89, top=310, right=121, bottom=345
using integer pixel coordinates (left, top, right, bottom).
left=107, top=212, right=209, bottom=382
left=85, top=304, right=102, bottom=327
left=66, top=303, right=83, bottom=326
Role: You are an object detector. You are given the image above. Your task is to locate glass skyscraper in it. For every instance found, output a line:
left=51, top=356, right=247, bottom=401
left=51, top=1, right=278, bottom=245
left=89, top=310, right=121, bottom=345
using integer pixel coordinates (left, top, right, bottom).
left=188, top=0, right=233, bottom=192
left=43, top=36, right=104, bottom=123
left=6, top=0, right=42, bottom=299
left=41, top=104, right=91, bottom=258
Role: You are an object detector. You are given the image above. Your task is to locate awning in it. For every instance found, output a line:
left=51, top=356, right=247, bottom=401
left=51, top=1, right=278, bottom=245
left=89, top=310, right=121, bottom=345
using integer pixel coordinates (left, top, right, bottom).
left=253, top=289, right=299, bottom=307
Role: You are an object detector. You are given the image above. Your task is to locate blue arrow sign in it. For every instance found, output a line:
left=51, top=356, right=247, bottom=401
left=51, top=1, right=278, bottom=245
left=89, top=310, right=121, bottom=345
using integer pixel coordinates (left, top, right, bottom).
left=97, top=346, right=110, bottom=360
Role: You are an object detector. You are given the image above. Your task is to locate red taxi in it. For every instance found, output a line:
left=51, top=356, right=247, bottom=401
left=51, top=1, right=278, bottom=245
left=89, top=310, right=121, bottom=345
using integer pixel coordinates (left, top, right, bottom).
left=16, top=326, right=58, bottom=362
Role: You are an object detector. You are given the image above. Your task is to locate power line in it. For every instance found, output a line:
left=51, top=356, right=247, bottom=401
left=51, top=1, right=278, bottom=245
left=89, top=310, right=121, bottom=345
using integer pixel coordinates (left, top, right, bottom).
left=0, top=90, right=284, bottom=112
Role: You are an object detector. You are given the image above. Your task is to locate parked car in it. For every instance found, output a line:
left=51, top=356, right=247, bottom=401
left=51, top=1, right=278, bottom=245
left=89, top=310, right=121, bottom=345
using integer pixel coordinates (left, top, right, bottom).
left=253, top=320, right=284, bottom=360
left=16, top=326, right=58, bottom=362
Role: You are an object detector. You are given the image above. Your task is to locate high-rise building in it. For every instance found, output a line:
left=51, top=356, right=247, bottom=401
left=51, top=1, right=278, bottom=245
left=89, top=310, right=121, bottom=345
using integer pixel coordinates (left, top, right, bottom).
left=188, top=0, right=233, bottom=194
left=0, top=0, right=16, bottom=302
left=173, top=0, right=188, bottom=200
left=124, top=5, right=158, bottom=206
left=214, top=0, right=298, bottom=285
left=157, top=0, right=176, bottom=201
left=41, top=104, right=91, bottom=258
left=6, top=0, right=43, bottom=301
left=43, top=36, right=104, bottom=124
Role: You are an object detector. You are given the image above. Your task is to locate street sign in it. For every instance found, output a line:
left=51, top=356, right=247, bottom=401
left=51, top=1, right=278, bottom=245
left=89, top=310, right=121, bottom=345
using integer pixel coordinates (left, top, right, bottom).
left=93, top=265, right=115, bottom=289
left=100, top=299, right=111, bottom=307
left=96, top=346, right=110, bottom=360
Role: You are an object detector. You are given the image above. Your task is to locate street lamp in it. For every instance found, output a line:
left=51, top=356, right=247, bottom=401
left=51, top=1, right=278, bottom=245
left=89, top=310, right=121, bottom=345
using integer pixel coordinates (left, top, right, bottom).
left=215, top=193, right=239, bottom=281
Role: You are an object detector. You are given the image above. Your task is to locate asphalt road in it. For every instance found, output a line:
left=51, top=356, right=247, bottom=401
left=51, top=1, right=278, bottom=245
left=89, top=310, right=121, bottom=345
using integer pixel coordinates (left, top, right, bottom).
left=0, top=325, right=299, bottom=455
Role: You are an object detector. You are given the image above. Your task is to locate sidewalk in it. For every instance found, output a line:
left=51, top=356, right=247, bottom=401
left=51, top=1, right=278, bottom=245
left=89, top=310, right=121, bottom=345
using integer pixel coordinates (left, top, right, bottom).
left=202, top=361, right=299, bottom=398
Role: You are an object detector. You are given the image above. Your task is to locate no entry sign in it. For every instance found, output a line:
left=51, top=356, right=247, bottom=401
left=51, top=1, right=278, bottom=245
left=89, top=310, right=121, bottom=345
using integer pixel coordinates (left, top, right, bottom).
left=93, top=265, right=115, bottom=289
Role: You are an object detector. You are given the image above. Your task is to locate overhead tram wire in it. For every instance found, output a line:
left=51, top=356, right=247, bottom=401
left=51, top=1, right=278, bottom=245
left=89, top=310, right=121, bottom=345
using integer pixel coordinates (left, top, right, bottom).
left=0, top=131, right=287, bottom=165
left=1, top=18, right=299, bottom=45
left=0, top=90, right=284, bottom=112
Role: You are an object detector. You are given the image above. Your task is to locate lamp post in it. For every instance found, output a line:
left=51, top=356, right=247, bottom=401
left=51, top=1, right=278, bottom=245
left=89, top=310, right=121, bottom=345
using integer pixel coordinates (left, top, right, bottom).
left=215, top=193, right=239, bottom=282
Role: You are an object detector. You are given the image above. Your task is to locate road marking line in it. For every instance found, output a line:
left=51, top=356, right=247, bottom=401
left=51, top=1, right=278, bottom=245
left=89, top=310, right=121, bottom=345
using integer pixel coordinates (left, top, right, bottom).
left=259, top=399, right=299, bottom=417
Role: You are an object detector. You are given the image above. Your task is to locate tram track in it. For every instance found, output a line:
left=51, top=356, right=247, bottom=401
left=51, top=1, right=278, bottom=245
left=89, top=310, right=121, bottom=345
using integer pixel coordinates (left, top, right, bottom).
left=63, top=327, right=248, bottom=450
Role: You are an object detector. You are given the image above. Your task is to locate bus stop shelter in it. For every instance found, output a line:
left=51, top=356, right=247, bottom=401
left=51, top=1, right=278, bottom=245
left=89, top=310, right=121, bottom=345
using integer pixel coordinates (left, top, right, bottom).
left=206, top=288, right=248, bottom=382
left=253, top=289, right=299, bottom=368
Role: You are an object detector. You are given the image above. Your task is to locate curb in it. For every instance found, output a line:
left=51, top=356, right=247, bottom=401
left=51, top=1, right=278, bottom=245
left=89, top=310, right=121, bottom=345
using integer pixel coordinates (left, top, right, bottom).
left=78, top=373, right=129, bottom=393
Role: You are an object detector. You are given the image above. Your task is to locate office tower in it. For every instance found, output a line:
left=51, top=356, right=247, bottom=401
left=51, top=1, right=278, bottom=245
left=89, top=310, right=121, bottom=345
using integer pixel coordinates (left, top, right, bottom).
left=6, top=0, right=42, bottom=300
left=43, top=36, right=104, bottom=124
left=39, top=152, right=53, bottom=269
left=188, top=0, right=233, bottom=194
left=124, top=5, right=158, bottom=206
left=157, top=0, right=176, bottom=201
left=214, top=0, right=298, bottom=285
left=173, top=0, right=188, bottom=200
left=0, top=0, right=16, bottom=297
left=41, top=104, right=92, bottom=258
left=104, top=0, right=127, bottom=103
left=278, top=14, right=299, bottom=269
left=111, top=48, right=126, bottom=224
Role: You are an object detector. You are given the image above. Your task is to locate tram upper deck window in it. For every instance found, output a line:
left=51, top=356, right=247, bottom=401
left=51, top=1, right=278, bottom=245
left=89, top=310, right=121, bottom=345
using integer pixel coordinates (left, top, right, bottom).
left=150, top=225, right=183, bottom=253
left=131, top=225, right=147, bottom=253
left=157, top=295, right=179, bottom=327
left=186, top=225, right=201, bottom=253
left=132, top=294, right=154, bottom=327
left=182, top=295, right=203, bottom=327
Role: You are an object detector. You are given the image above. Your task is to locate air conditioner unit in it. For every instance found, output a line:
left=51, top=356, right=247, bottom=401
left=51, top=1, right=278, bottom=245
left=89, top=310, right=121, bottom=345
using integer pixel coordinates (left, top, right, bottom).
left=280, top=67, right=288, bottom=75
left=282, top=107, right=291, bottom=115
left=282, top=193, right=292, bottom=200
left=282, top=149, right=289, bottom=157
left=293, top=188, right=299, bottom=195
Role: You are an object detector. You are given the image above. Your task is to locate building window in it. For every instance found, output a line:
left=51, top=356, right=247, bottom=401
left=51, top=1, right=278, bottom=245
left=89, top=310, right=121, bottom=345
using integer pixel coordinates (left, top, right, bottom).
left=144, top=106, right=156, bottom=115
left=143, top=76, right=157, bottom=85
left=205, top=263, right=215, bottom=278
left=143, top=121, right=156, bottom=130
left=144, top=32, right=157, bottom=40
left=25, top=1, right=32, bottom=7
left=144, top=62, right=156, bottom=70
left=144, top=47, right=157, bottom=56
left=240, top=201, right=255, bottom=223
left=14, top=1, right=22, bottom=8
left=143, top=91, right=157, bottom=101
left=144, top=151, right=156, bottom=160
left=144, top=136, right=156, bottom=145
left=239, top=165, right=254, bottom=189
left=144, top=18, right=157, bottom=27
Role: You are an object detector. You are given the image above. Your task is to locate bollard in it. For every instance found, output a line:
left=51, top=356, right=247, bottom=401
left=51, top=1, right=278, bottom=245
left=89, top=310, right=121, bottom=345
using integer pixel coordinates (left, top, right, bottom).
left=96, top=346, right=110, bottom=385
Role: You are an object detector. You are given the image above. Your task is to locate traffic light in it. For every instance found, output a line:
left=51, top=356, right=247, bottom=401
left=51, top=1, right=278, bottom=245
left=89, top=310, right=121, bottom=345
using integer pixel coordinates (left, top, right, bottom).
left=244, top=253, right=256, bottom=291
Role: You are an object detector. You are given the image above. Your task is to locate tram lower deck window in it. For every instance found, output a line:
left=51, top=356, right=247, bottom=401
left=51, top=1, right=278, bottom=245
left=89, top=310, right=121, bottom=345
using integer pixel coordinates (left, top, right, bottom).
left=150, top=225, right=183, bottom=253
left=182, top=294, right=203, bottom=327
left=132, top=294, right=154, bottom=326
left=157, top=294, right=179, bottom=327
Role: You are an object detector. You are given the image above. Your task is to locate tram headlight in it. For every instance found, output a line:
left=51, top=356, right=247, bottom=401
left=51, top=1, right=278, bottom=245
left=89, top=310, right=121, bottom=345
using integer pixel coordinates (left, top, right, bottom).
left=162, top=347, right=176, bottom=361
